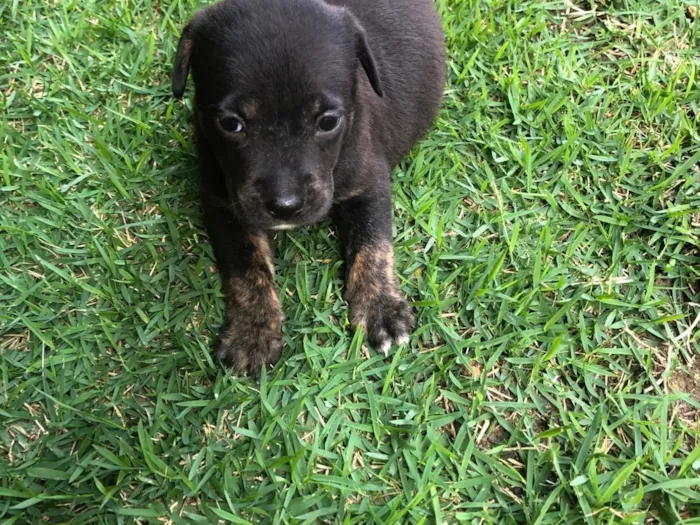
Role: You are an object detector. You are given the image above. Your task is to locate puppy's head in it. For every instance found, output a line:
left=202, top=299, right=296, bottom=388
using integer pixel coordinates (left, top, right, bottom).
left=172, top=0, right=382, bottom=230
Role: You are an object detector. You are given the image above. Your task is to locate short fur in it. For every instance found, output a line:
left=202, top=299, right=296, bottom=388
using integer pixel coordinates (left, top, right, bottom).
left=173, top=0, right=445, bottom=374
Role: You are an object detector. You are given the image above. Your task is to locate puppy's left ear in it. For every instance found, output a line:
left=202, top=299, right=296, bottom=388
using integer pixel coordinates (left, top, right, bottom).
left=349, top=16, right=383, bottom=97
left=172, top=24, right=195, bottom=99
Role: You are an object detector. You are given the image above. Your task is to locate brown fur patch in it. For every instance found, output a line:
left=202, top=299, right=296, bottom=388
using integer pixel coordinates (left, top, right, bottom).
left=239, top=100, right=258, bottom=120
left=250, top=231, right=274, bottom=276
left=343, top=241, right=414, bottom=351
left=310, top=99, right=323, bottom=114
left=227, top=275, right=281, bottom=312
left=224, top=232, right=277, bottom=310
left=216, top=231, right=284, bottom=373
left=346, top=243, right=397, bottom=328
left=383, top=249, right=401, bottom=301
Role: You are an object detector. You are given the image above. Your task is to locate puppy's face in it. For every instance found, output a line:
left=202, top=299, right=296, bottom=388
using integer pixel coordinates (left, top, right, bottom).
left=173, top=0, right=382, bottom=230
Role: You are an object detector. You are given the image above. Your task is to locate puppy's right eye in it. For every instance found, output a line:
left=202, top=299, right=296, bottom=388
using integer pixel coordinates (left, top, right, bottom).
left=218, top=116, right=245, bottom=134
left=317, top=115, right=340, bottom=133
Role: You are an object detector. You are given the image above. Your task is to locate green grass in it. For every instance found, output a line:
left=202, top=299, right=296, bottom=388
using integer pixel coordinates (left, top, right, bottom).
left=1, top=0, right=700, bottom=522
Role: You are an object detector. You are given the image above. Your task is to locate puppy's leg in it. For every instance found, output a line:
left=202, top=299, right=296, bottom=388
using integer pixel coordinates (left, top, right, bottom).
left=334, top=191, right=414, bottom=354
left=202, top=204, right=284, bottom=375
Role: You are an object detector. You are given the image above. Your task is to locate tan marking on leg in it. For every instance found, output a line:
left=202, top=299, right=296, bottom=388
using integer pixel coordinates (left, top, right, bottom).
left=346, top=243, right=397, bottom=327
left=224, top=231, right=279, bottom=313
left=344, top=241, right=414, bottom=353
left=382, top=247, right=402, bottom=300
left=347, top=250, right=366, bottom=297
left=226, top=273, right=281, bottom=322
left=250, top=231, right=274, bottom=277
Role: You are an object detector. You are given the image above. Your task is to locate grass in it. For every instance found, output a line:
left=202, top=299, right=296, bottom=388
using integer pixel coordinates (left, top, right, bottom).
left=1, top=0, right=700, bottom=522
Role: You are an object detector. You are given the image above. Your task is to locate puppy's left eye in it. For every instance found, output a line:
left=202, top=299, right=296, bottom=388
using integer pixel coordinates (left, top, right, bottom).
left=218, top=116, right=245, bottom=134
left=317, top=115, right=340, bottom=133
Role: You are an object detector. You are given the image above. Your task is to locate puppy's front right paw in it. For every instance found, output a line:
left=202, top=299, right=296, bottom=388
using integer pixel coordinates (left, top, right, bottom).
left=213, top=311, right=285, bottom=376
left=213, top=272, right=285, bottom=376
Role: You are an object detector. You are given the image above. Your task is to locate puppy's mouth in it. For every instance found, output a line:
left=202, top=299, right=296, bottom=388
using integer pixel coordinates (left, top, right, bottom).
left=270, top=223, right=300, bottom=231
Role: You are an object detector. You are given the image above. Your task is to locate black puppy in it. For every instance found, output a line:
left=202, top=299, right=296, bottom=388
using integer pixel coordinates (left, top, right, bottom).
left=172, top=0, right=445, bottom=374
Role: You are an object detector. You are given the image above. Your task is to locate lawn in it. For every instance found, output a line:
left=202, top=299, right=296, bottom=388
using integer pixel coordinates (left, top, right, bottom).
left=1, top=0, right=700, bottom=522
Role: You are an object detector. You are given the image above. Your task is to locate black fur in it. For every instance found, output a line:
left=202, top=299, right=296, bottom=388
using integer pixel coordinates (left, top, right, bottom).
left=173, top=0, right=445, bottom=374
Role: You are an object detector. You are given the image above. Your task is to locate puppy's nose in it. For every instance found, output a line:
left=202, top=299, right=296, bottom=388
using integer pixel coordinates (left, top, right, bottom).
left=266, top=195, right=304, bottom=220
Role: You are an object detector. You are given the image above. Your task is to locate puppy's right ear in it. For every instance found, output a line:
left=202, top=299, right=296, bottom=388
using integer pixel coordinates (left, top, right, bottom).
left=172, top=23, right=195, bottom=99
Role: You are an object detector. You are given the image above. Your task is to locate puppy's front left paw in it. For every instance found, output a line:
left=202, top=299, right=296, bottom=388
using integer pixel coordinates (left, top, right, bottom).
left=351, top=291, right=414, bottom=355
left=346, top=243, right=414, bottom=355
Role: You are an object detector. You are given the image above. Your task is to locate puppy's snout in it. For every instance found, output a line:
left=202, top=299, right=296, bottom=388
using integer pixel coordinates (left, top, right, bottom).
left=266, top=194, right=305, bottom=220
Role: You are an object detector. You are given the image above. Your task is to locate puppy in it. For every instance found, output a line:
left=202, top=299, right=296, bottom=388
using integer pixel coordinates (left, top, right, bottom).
left=172, top=0, right=446, bottom=374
